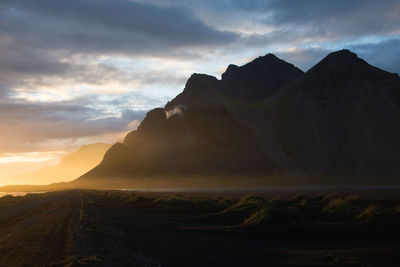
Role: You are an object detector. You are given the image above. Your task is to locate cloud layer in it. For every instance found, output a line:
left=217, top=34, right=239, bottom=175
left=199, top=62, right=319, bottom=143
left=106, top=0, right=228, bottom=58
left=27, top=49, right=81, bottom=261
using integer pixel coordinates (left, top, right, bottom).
left=0, top=0, right=399, bottom=177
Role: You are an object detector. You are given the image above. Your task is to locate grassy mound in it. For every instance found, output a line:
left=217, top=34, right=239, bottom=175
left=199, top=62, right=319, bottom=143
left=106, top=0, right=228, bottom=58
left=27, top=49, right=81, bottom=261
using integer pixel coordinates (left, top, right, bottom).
left=356, top=205, right=378, bottom=222
left=241, top=196, right=304, bottom=225
left=321, top=195, right=361, bottom=218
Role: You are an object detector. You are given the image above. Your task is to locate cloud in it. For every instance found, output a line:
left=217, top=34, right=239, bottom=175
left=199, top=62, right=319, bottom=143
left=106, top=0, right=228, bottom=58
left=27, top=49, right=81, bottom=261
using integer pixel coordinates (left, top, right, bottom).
left=0, top=99, right=147, bottom=154
left=1, top=0, right=398, bottom=96
left=132, top=0, right=400, bottom=44
left=349, top=38, right=400, bottom=74
left=0, top=0, right=237, bottom=56
left=0, top=0, right=399, bottom=158
left=273, top=38, right=400, bottom=73
left=230, top=0, right=400, bottom=39
left=274, top=47, right=330, bottom=72
left=0, top=0, right=237, bottom=106
left=0, top=41, right=188, bottom=99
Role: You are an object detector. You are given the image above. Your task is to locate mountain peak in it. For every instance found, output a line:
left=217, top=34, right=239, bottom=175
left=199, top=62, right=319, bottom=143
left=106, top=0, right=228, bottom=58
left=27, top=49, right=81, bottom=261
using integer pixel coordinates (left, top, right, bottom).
left=261, top=53, right=280, bottom=60
left=164, top=73, right=219, bottom=110
left=221, top=53, right=285, bottom=79
left=313, top=49, right=362, bottom=68
left=136, top=108, right=166, bottom=132
left=220, top=53, right=303, bottom=101
left=250, top=53, right=281, bottom=64
left=306, top=49, right=396, bottom=82
left=185, top=73, right=218, bottom=89
left=325, top=49, right=358, bottom=59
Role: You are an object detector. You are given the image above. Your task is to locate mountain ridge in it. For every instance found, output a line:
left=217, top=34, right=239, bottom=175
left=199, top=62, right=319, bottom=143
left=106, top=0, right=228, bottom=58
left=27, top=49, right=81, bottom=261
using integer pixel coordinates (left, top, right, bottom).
left=77, top=50, right=400, bottom=187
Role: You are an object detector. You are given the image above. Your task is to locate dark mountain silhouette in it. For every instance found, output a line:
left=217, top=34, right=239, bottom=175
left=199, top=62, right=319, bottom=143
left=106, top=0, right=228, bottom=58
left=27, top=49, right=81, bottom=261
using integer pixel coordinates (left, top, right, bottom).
left=165, top=53, right=304, bottom=109
left=165, top=74, right=227, bottom=110
left=77, top=50, right=400, bottom=186
left=219, top=54, right=303, bottom=101
left=274, top=50, right=400, bottom=181
left=79, top=107, right=275, bottom=182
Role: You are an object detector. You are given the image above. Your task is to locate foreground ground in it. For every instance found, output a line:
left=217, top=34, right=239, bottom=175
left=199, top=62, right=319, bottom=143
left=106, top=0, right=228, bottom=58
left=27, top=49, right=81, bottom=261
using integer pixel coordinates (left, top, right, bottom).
left=0, top=189, right=400, bottom=266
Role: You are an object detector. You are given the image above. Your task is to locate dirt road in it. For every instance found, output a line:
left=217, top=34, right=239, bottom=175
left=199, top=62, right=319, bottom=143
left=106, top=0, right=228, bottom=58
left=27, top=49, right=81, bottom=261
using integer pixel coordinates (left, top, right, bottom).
left=0, top=191, right=81, bottom=266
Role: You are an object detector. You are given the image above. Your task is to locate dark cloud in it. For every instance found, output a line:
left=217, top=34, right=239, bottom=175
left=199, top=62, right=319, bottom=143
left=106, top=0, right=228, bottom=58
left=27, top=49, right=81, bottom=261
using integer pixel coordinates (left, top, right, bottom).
left=230, top=0, right=400, bottom=39
left=0, top=0, right=237, bottom=56
left=141, top=0, right=400, bottom=43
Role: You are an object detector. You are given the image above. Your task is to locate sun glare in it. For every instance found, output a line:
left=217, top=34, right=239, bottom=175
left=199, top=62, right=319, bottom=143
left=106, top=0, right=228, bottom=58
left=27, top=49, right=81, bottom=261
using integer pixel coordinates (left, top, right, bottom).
left=0, top=151, right=65, bottom=164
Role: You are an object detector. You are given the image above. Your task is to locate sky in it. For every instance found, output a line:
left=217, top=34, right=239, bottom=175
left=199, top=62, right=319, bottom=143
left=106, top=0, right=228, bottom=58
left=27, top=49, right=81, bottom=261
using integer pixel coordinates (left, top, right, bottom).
left=0, top=0, right=399, bottom=181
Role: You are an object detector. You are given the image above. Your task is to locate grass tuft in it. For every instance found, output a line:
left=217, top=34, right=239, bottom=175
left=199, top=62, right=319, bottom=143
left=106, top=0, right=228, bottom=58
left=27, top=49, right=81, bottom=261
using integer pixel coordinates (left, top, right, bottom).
left=356, top=205, right=378, bottom=222
left=153, top=194, right=228, bottom=210
left=244, top=205, right=304, bottom=225
left=321, top=197, right=355, bottom=217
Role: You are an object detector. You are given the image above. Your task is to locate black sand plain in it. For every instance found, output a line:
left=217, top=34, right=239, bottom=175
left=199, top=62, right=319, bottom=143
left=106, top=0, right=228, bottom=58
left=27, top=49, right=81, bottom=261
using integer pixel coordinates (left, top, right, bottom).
left=1, top=187, right=400, bottom=266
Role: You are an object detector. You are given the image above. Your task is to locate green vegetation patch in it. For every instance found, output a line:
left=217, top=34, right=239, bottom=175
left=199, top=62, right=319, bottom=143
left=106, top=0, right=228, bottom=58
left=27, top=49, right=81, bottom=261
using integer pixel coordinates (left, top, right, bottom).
left=321, top=195, right=361, bottom=218
left=223, top=194, right=268, bottom=213
left=244, top=205, right=304, bottom=225
left=153, top=193, right=229, bottom=210
left=356, top=205, right=378, bottom=222
left=240, top=196, right=304, bottom=225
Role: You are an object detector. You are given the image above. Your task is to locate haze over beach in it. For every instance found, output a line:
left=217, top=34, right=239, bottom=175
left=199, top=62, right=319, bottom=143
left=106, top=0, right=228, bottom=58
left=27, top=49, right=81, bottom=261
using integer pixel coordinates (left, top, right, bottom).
left=1, top=1, right=400, bottom=266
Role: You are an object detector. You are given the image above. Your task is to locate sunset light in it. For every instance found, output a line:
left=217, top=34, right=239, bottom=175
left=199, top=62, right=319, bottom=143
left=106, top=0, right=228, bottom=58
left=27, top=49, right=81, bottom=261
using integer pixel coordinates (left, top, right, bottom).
left=0, top=151, right=64, bottom=164
left=0, top=0, right=399, bottom=265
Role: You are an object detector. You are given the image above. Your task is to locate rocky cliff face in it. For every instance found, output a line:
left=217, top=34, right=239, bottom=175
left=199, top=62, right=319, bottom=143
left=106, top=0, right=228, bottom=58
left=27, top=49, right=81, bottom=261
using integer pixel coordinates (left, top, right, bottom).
left=82, top=106, right=274, bottom=179
left=79, top=50, right=400, bottom=185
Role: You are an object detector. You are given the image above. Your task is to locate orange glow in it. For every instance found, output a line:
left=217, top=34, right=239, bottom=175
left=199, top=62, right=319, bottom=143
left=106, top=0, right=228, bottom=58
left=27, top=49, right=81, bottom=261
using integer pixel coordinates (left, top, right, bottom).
left=0, top=144, right=111, bottom=186
left=0, top=151, right=65, bottom=164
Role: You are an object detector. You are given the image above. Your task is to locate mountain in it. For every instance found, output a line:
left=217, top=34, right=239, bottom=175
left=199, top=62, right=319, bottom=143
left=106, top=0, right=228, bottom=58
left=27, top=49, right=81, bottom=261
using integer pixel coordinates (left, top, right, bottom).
left=272, top=50, right=400, bottom=181
left=165, top=54, right=304, bottom=109
left=77, top=50, right=400, bottom=186
left=78, top=107, right=276, bottom=186
left=219, top=53, right=304, bottom=101
left=7, top=143, right=111, bottom=185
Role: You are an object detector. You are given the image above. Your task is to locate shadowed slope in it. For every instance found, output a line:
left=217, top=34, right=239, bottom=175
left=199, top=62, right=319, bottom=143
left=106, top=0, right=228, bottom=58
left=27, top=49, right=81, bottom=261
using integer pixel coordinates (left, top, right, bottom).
left=79, top=107, right=275, bottom=183
left=264, top=50, right=400, bottom=180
